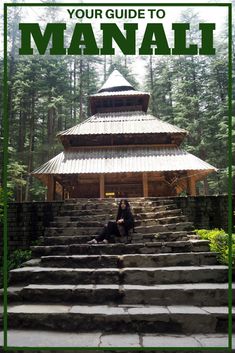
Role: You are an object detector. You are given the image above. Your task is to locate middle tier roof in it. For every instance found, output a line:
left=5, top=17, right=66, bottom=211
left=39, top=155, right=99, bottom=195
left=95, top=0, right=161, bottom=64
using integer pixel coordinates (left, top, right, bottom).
left=58, top=111, right=188, bottom=147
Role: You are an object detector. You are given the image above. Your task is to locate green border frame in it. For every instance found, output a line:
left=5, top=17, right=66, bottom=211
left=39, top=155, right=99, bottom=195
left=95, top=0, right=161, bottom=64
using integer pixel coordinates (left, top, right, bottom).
left=2, top=2, right=233, bottom=351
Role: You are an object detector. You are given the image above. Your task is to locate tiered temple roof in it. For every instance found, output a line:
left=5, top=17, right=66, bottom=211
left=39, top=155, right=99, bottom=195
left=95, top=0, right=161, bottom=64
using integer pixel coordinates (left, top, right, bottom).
left=32, top=69, right=216, bottom=199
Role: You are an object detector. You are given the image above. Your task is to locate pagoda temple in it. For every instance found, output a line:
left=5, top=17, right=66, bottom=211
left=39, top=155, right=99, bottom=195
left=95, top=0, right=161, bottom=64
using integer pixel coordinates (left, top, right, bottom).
left=32, top=70, right=216, bottom=200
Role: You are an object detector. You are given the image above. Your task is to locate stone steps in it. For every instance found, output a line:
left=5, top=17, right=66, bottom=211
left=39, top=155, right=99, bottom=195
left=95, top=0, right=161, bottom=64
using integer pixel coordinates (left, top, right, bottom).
left=44, top=222, right=194, bottom=236
left=136, top=222, right=194, bottom=233
left=1, top=329, right=231, bottom=348
left=64, top=198, right=176, bottom=207
left=41, top=231, right=191, bottom=244
left=6, top=197, right=230, bottom=345
left=61, top=205, right=177, bottom=214
left=50, top=216, right=188, bottom=228
left=19, top=283, right=231, bottom=306
left=54, top=209, right=183, bottom=222
left=31, top=240, right=210, bottom=257
left=134, top=209, right=183, bottom=219
left=9, top=265, right=228, bottom=286
left=44, top=226, right=100, bottom=236
left=39, top=252, right=218, bottom=268
left=7, top=304, right=231, bottom=334
left=59, top=204, right=179, bottom=216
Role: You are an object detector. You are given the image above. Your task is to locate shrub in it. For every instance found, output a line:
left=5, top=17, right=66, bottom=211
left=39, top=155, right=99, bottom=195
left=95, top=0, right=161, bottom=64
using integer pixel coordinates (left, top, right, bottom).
left=195, top=228, right=235, bottom=266
left=0, top=249, right=32, bottom=287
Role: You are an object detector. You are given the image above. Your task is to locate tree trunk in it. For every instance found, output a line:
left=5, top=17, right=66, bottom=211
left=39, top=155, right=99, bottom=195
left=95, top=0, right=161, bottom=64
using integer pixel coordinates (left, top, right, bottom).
left=8, top=6, right=18, bottom=127
left=73, top=57, right=77, bottom=122
left=87, top=60, right=90, bottom=116
left=69, top=60, right=73, bottom=122
left=149, top=56, right=155, bottom=113
left=79, top=57, right=83, bottom=121
left=104, top=56, right=107, bottom=81
left=18, top=106, right=26, bottom=153
left=25, top=92, right=35, bottom=201
left=47, top=93, right=56, bottom=158
left=58, top=105, right=63, bottom=132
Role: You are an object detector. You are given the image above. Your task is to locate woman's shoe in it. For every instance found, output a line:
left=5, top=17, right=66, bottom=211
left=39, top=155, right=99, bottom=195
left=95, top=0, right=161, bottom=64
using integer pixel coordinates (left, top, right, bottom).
left=101, top=239, right=108, bottom=244
left=87, top=239, right=98, bottom=244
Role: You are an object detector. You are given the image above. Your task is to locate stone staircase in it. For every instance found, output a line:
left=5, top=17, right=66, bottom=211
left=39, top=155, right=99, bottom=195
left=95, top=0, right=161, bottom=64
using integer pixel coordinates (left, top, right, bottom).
left=5, top=198, right=233, bottom=348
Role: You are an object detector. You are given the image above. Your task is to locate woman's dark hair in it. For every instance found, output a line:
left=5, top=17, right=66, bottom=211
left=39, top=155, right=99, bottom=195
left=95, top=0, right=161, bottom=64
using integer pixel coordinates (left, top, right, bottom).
left=116, top=199, right=135, bottom=232
left=116, top=199, right=131, bottom=218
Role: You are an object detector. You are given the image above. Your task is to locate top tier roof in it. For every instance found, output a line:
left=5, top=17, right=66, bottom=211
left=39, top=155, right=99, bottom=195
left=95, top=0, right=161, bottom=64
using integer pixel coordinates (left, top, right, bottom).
left=90, top=70, right=150, bottom=114
left=98, top=69, right=135, bottom=93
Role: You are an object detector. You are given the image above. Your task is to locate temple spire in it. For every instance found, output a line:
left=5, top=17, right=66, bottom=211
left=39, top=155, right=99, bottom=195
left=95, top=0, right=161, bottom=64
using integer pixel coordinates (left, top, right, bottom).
left=98, top=69, right=134, bottom=93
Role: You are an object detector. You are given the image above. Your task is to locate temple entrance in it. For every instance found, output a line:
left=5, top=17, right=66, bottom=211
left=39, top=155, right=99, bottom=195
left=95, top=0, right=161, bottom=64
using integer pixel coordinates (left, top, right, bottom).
left=105, top=183, right=143, bottom=198
left=104, top=173, right=143, bottom=198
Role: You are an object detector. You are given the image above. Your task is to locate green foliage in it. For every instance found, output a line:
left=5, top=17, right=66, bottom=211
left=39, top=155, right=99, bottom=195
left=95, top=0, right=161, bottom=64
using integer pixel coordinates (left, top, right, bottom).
left=29, top=179, right=47, bottom=201
left=0, top=187, right=4, bottom=223
left=7, top=159, right=27, bottom=191
left=144, top=9, right=232, bottom=195
left=0, top=249, right=32, bottom=287
left=8, top=249, right=32, bottom=271
left=0, top=186, right=13, bottom=224
left=195, top=229, right=235, bottom=266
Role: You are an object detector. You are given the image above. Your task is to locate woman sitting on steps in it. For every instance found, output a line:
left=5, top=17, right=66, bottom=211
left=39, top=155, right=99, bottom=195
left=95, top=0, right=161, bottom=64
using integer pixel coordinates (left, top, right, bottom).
left=88, top=199, right=134, bottom=244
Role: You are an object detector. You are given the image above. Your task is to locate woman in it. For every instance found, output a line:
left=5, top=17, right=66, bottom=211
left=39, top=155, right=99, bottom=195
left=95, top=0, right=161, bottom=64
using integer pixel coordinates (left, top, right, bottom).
left=88, top=199, right=134, bottom=244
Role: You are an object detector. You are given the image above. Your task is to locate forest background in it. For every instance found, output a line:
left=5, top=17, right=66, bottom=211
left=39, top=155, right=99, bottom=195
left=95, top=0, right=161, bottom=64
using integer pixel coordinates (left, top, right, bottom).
left=0, top=1, right=235, bottom=202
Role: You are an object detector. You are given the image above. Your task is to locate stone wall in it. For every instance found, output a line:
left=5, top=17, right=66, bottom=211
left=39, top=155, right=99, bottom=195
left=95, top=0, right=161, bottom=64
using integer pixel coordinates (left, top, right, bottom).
left=173, top=195, right=232, bottom=231
left=0, top=196, right=233, bottom=262
left=0, top=201, right=64, bottom=260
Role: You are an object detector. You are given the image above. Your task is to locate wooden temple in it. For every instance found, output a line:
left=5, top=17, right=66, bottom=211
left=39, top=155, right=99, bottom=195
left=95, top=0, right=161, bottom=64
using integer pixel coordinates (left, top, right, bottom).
left=32, top=70, right=216, bottom=200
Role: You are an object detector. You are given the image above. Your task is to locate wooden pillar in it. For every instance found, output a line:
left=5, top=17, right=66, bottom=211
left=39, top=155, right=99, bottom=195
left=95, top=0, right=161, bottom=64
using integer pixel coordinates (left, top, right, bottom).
left=99, top=174, right=105, bottom=198
left=203, top=178, right=209, bottom=195
left=47, top=175, right=55, bottom=201
left=188, top=176, right=196, bottom=196
left=142, top=172, right=148, bottom=197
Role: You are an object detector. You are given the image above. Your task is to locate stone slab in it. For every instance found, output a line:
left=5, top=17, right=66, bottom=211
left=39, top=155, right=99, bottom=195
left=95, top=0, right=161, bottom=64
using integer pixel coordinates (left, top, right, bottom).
left=194, top=334, right=229, bottom=347
left=94, top=284, right=119, bottom=289
left=8, top=304, right=71, bottom=314
left=25, top=284, right=76, bottom=290
left=0, top=331, right=234, bottom=349
left=201, top=306, right=229, bottom=314
left=100, top=333, right=140, bottom=347
left=168, top=306, right=209, bottom=314
left=70, top=305, right=126, bottom=315
left=123, top=283, right=229, bottom=290
left=5, top=330, right=102, bottom=347
left=128, top=306, right=169, bottom=315
left=142, top=334, right=201, bottom=347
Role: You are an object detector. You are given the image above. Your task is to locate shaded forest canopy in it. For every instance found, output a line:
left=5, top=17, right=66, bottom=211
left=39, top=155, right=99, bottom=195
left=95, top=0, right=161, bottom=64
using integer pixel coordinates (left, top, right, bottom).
left=1, top=5, right=234, bottom=202
left=19, top=22, right=216, bottom=56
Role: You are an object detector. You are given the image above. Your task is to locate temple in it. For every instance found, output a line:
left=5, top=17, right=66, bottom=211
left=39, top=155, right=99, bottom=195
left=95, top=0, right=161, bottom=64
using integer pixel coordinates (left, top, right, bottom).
left=32, top=69, right=216, bottom=200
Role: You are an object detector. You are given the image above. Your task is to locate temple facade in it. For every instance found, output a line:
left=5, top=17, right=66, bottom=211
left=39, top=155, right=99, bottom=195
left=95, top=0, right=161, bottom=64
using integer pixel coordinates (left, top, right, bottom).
left=32, top=70, right=216, bottom=200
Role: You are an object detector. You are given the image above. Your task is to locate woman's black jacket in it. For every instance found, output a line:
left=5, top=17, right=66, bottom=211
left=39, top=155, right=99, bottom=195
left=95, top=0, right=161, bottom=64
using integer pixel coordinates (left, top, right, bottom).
left=116, top=209, right=134, bottom=233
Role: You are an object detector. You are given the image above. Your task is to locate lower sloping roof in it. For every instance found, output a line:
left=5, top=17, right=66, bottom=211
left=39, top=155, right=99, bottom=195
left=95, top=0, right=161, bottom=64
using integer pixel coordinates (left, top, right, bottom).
left=32, top=147, right=217, bottom=181
left=57, top=111, right=187, bottom=136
